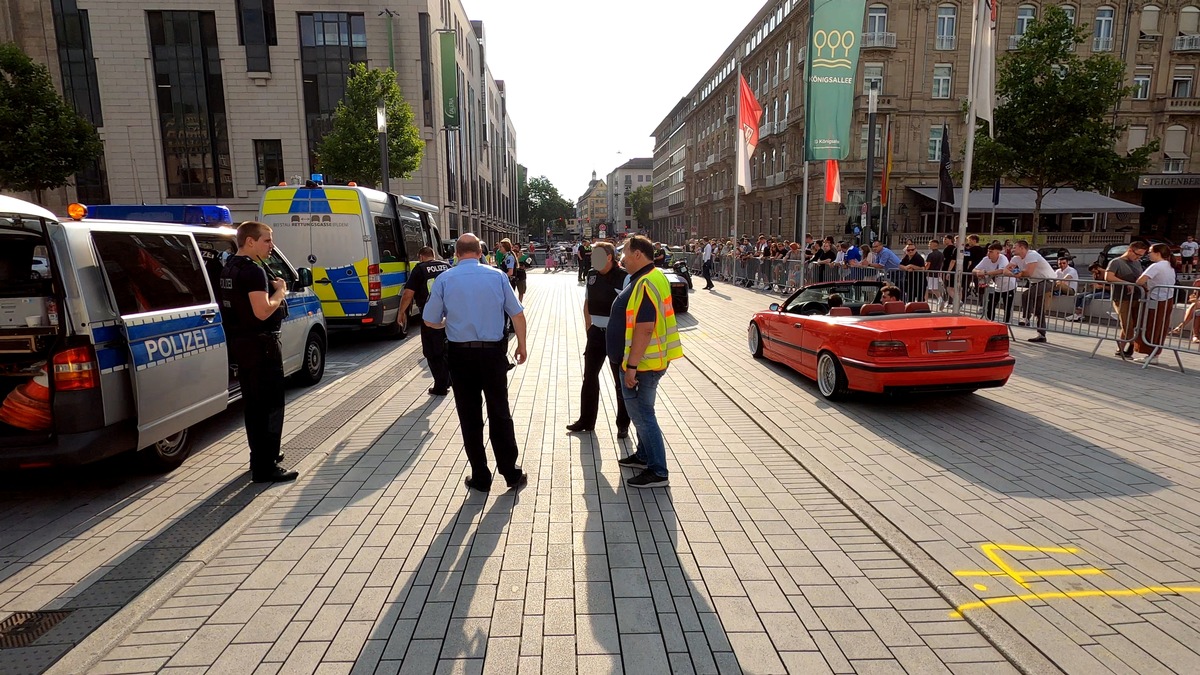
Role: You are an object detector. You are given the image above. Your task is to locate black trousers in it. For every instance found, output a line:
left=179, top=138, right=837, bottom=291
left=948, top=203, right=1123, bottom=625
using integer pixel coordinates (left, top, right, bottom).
left=421, top=325, right=451, bottom=391
left=447, top=343, right=520, bottom=486
left=231, top=334, right=285, bottom=476
left=577, top=325, right=630, bottom=430
left=984, top=289, right=1015, bottom=323
left=702, top=260, right=713, bottom=287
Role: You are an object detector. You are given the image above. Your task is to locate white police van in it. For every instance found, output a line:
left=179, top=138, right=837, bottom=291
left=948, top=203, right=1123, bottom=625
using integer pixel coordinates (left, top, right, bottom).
left=0, top=196, right=327, bottom=471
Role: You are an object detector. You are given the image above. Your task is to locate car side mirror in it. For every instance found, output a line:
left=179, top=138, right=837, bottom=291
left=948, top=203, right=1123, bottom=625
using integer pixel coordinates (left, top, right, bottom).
left=769, top=303, right=780, bottom=312
left=440, top=243, right=454, bottom=258
left=294, top=267, right=313, bottom=290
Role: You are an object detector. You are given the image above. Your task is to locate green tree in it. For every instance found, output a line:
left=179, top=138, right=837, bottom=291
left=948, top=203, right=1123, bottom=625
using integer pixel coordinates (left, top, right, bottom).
left=526, top=175, right=574, bottom=233
left=971, top=6, right=1154, bottom=235
left=627, top=185, right=653, bottom=229
left=0, top=43, right=102, bottom=199
left=316, top=63, right=423, bottom=187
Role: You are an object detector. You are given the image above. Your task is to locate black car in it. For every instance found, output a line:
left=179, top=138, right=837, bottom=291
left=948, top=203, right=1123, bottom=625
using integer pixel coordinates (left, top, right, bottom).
left=1095, top=240, right=1182, bottom=271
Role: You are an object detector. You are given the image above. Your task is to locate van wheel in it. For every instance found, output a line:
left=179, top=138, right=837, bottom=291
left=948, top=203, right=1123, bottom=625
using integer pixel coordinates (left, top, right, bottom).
left=292, top=330, right=326, bottom=385
left=142, top=428, right=192, bottom=472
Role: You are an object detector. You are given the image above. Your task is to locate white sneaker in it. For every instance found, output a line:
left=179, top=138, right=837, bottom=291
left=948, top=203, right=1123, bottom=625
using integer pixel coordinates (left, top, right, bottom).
left=1065, top=314, right=1082, bottom=322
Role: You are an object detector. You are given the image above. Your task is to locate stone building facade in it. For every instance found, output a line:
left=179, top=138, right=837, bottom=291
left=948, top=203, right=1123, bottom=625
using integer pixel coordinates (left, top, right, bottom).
left=604, top=157, right=653, bottom=236
left=576, top=171, right=607, bottom=236
left=0, top=0, right=519, bottom=244
left=650, top=0, right=1200, bottom=246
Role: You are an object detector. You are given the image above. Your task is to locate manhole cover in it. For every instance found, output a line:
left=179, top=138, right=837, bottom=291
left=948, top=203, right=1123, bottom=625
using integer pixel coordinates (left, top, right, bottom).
left=0, top=612, right=73, bottom=649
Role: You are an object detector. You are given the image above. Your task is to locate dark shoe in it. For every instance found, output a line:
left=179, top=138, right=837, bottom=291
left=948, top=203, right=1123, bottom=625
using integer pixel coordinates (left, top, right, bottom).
left=1017, top=319, right=1028, bottom=326
left=705, top=285, right=715, bottom=290
left=505, top=471, right=529, bottom=491
left=1027, top=336, right=1047, bottom=343
left=565, top=422, right=594, bottom=433
left=618, top=454, right=647, bottom=469
left=428, top=387, right=449, bottom=396
left=253, top=466, right=299, bottom=483
left=627, top=469, right=668, bottom=489
left=464, top=477, right=492, bottom=493
left=617, top=427, right=629, bottom=439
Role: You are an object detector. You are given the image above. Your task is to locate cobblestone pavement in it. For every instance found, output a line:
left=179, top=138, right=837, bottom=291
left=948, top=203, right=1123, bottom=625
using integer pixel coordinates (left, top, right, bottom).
left=11, top=270, right=1200, bottom=674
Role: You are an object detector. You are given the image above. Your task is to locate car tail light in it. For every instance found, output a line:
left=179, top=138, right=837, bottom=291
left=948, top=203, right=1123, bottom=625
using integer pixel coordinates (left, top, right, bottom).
left=986, top=334, right=1009, bottom=352
left=53, top=346, right=99, bottom=390
left=868, top=340, right=908, bottom=357
left=367, top=264, right=381, bottom=302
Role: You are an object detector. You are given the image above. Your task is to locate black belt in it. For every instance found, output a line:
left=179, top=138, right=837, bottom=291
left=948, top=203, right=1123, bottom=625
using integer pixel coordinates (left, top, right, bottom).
left=448, top=340, right=506, bottom=348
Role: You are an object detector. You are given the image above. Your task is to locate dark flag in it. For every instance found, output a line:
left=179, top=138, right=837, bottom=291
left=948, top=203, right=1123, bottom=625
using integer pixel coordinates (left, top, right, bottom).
left=992, top=178, right=1001, bottom=206
left=938, top=123, right=955, bottom=206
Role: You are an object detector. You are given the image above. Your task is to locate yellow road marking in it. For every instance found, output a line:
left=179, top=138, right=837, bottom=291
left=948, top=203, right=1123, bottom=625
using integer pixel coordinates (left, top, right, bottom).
left=950, top=586, right=1200, bottom=619
left=953, top=543, right=1104, bottom=589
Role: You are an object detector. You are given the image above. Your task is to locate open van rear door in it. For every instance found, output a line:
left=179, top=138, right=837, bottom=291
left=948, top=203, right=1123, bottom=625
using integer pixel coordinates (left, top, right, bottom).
left=92, top=231, right=228, bottom=449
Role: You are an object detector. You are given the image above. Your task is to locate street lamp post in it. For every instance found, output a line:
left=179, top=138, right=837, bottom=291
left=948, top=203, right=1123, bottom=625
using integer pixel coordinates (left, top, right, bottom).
left=377, top=102, right=390, bottom=194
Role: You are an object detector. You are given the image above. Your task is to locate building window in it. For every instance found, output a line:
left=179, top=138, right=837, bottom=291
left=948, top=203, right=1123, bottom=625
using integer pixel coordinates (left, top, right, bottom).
left=235, top=0, right=276, bottom=71
left=936, top=5, right=957, bottom=50
left=860, top=124, right=882, bottom=159
left=928, top=125, right=944, bottom=161
left=1127, top=125, right=1148, bottom=152
left=299, top=12, right=367, bottom=173
left=1164, top=124, right=1187, bottom=172
left=1133, top=70, right=1151, bottom=99
left=51, top=0, right=108, bottom=203
left=784, top=40, right=791, bottom=79
left=1140, top=5, right=1161, bottom=37
left=1093, top=7, right=1115, bottom=51
left=1172, top=67, right=1193, bottom=97
left=864, top=63, right=884, bottom=94
left=148, top=11, right=233, bottom=199
left=867, top=4, right=889, bottom=34
left=1017, top=5, right=1037, bottom=35
left=1181, top=6, right=1200, bottom=35
left=1062, top=5, right=1077, bottom=24
left=254, top=140, right=284, bottom=185
left=933, top=64, right=952, bottom=98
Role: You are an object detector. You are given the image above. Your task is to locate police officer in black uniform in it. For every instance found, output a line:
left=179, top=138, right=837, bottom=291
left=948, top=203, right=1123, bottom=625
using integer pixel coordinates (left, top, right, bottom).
left=566, top=242, right=631, bottom=438
left=219, top=221, right=297, bottom=483
left=399, top=246, right=451, bottom=395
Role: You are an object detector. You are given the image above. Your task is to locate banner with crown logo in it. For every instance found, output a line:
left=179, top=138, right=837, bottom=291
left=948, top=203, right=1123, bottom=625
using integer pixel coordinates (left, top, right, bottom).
left=804, top=0, right=867, bottom=161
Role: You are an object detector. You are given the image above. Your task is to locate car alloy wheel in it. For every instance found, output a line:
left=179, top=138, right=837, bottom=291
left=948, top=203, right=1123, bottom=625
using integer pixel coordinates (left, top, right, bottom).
left=749, top=323, right=763, bottom=358
left=817, top=352, right=848, bottom=400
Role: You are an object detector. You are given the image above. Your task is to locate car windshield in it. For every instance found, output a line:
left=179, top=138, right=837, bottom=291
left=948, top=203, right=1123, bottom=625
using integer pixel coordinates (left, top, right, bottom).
left=785, top=283, right=880, bottom=311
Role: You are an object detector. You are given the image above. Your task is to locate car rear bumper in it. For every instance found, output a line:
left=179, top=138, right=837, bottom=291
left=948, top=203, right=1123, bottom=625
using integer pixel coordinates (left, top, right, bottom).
left=840, top=356, right=1015, bottom=394
left=0, top=421, right=137, bottom=470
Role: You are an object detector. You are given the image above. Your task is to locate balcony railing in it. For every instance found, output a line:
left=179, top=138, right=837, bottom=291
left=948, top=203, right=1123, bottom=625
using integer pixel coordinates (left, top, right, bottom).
left=706, top=154, right=716, bottom=167
left=862, top=32, right=897, bottom=49
left=775, top=119, right=788, bottom=134
left=765, top=174, right=777, bottom=187
left=759, top=123, right=772, bottom=138
left=1174, top=34, right=1200, bottom=51
left=1157, top=98, right=1200, bottom=114
left=935, top=35, right=956, bottom=50
left=1093, top=36, right=1114, bottom=51
left=693, top=162, right=702, bottom=172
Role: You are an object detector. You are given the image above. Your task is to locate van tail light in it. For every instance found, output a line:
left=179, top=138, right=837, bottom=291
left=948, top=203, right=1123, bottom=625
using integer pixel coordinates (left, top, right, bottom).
left=867, top=340, right=908, bottom=357
left=986, top=334, right=1010, bottom=353
left=53, top=346, right=100, bottom=391
left=367, top=263, right=381, bottom=302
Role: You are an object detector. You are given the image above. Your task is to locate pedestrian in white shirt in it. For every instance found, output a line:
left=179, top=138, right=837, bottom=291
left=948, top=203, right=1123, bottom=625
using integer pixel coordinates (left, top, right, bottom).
left=701, top=239, right=715, bottom=290
left=1010, top=240, right=1055, bottom=343
left=1053, top=257, right=1079, bottom=295
left=974, top=243, right=1018, bottom=323
left=1181, top=235, right=1198, bottom=275
left=1134, top=243, right=1178, bottom=363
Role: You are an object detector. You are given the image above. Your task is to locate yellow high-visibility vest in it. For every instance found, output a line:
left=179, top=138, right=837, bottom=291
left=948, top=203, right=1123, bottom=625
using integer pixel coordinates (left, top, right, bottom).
left=623, top=268, right=684, bottom=371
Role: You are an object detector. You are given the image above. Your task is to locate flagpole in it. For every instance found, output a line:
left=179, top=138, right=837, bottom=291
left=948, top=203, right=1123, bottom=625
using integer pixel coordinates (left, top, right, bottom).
left=798, top=0, right=814, bottom=288
left=733, top=61, right=741, bottom=247
left=954, top=0, right=985, bottom=314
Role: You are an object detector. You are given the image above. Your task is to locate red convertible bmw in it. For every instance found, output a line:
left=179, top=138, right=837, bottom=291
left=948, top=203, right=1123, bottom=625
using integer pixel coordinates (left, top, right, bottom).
left=748, top=281, right=1015, bottom=400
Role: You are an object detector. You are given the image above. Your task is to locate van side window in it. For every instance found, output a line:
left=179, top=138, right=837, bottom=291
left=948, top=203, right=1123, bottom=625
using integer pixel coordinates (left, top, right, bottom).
left=374, top=217, right=400, bottom=263
left=401, top=217, right=424, bottom=263
left=93, top=232, right=210, bottom=315
left=193, top=233, right=239, bottom=294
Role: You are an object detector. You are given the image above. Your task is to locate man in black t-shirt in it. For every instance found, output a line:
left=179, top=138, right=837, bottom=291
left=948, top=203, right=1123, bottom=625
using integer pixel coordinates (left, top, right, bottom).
left=941, top=235, right=959, bottom=309
left=219, top=221, right=296, bottom=483
left=400, top=247, right=452, bottom=395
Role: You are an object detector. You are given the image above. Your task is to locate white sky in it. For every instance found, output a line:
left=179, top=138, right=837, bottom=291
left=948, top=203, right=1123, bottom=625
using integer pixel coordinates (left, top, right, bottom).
left=463, top=0, right=767, bottom=202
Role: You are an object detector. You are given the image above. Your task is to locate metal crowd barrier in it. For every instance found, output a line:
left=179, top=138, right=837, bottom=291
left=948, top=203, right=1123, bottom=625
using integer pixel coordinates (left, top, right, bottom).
left=1128, top=280, right=1200, bottom=371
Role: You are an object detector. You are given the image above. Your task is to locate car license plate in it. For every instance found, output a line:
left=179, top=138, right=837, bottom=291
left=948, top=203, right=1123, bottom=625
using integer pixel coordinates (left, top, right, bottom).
left=926, top=339, right=969, bottom=353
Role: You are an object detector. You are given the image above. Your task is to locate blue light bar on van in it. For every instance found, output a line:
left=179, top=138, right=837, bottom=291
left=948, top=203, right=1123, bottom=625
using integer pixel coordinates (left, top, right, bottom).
left=84, top=204, right=233, bottom=227
left=310, top=173, right=324, bottom=184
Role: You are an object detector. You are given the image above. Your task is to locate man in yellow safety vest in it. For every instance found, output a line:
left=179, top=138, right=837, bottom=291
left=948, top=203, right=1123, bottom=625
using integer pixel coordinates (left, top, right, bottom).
left=607, top=235, right=684, bottom=488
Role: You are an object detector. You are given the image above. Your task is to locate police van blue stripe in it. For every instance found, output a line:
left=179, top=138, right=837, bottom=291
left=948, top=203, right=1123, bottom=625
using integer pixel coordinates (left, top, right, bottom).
left=129, top=324, right=225, bottom=371
left=126, top=313, right=224, bottom=343
left=96, top=347, right=128, bottom=371
left=92, top=325, right=122, bottom=343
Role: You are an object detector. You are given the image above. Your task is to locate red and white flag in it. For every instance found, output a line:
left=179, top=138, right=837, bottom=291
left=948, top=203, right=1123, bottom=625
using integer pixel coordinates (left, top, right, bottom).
left=972, top=0, right=998, bottom=135
left=735, top=74, right=763, bottom=194
left=825, top=160, right=842, bottom=203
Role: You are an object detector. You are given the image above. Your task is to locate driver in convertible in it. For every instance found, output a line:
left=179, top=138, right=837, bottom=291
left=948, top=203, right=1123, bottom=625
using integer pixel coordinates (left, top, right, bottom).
left=827, top=293, right=844, bottom=312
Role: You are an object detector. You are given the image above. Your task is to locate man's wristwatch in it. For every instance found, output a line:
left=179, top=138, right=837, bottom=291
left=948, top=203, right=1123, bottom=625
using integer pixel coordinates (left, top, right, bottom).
left=627, top=362, right=638, bottom=369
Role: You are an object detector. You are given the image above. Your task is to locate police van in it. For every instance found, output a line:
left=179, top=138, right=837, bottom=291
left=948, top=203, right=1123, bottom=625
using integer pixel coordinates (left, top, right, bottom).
left=0, top=196, right=327, bottom=471
left=258, top=183, right=449, bottom=335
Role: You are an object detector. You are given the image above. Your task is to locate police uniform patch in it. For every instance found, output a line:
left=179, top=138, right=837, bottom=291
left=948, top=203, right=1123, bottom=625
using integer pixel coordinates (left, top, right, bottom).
left=587, top=274, right=596, bottom=285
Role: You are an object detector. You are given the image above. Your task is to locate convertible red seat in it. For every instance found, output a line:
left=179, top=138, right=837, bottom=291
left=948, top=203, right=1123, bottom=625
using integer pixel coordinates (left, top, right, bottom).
left=883, top=301, right=906, bottom=314
left=828, top=306, right=852, bottom=316
left=860, top=303, right=885, bottom=316
left=906, top=301, right=932, bottom=313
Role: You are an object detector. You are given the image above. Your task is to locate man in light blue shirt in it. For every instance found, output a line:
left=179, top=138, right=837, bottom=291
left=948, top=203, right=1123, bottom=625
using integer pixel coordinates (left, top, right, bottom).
left=868, top=240, right=901, bottom=271
left=424, top=233, right=529, bottom=492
